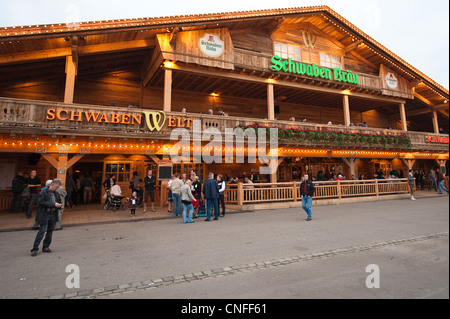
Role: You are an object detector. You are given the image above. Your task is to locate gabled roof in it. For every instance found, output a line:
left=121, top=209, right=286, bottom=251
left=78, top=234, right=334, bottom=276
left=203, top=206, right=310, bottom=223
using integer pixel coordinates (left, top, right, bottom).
left=0, top=6, right=448, bottom=98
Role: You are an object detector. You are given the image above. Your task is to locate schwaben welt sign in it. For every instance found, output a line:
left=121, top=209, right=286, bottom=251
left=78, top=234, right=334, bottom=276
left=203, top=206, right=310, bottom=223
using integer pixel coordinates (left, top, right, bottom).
left=46, top=109, right=192, bottom=132
left=270, top=55, right=360, bottom=85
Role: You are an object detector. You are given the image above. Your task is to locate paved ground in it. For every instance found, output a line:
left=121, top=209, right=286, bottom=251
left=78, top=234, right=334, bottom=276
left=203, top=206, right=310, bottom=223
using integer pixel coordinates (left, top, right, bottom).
left=0, top=194, right=448, bottom=301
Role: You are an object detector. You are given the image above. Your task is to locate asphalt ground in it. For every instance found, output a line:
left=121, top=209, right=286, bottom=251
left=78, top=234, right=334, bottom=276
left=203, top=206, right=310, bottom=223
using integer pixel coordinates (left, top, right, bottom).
left=0, top=195, right=448, bottom=301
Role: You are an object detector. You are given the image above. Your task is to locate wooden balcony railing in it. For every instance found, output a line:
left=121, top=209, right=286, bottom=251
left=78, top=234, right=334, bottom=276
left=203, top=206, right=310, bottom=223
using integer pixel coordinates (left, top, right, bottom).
left=225, top=179, right=411, bottom=205
left=0, top=97, right=448, bottom=152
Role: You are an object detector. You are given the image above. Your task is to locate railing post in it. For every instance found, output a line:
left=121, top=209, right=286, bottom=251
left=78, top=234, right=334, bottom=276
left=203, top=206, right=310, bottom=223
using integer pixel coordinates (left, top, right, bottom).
left=375, top=179, right=379, bottom=196
left=337, top=180, right=341, bottom=199
left=292, top=181, right=297, bottom=202
left=237, top=182, right=244, bottom=206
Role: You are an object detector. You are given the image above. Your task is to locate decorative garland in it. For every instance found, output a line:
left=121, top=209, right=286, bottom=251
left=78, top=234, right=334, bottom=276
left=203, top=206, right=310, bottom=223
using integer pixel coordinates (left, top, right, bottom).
left=237, top=125, right=412, bottom=150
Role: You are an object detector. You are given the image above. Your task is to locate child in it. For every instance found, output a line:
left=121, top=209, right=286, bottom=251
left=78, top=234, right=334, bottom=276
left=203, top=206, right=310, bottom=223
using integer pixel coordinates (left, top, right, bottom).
left=128, top=191, right=139, bottom=217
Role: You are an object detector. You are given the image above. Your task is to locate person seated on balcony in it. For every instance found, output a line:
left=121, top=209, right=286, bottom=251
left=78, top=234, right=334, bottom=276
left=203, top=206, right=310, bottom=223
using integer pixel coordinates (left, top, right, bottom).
left=301, top=118, right=307, bottom=123
left=361, top=122, right=368, bottom=128
left=128, top=102, right=137, bottom=109
left=208, top=109, right=213, bottom=115
left=290, top=117, right=296, bottom=122
left=327, top=121, right=332, bottom=125
left=181, top=108, right=187, bottom=114
left=439, top=127, right=447, bottom=134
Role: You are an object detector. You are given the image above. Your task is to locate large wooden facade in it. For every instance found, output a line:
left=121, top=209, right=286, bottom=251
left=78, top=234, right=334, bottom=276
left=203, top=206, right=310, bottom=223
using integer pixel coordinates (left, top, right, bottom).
left=0, top=6, right=448, bottom=206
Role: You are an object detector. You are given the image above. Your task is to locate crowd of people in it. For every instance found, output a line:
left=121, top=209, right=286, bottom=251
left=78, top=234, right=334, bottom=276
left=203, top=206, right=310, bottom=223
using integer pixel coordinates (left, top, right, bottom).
left=166, top=170, right=226, bottom=223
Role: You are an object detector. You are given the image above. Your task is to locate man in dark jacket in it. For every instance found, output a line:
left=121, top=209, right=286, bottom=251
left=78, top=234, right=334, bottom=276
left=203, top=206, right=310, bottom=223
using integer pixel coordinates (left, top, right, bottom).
left=10, top=171, right=26, bottom=213
left=143, top=169, right=156, bottom=212
left=203, top=172, right=220, bottom=221
left=30, top=179, right=62, bottom=256
left=299, top=174, right=315, bottom=221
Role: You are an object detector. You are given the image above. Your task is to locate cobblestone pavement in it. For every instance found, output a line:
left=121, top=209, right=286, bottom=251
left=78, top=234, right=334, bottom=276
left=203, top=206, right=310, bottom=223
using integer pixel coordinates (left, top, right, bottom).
left=46, top=232, right=448, bottom=299
left=0, top=196, right=448, bottom=299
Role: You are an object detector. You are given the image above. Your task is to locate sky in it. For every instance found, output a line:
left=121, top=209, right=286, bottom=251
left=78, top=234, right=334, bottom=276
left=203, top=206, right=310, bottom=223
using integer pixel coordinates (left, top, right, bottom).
left=0, top=0, right=449, bottom=89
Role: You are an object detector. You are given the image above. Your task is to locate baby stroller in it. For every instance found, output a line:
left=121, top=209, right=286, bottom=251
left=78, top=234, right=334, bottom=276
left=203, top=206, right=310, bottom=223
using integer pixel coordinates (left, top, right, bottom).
left=103, top=188, right=126, bottom=212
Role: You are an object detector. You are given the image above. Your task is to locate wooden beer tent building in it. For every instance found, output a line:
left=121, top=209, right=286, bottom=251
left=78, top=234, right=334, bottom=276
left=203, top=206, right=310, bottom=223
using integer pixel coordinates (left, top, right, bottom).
left=0, top=6, right=448, bottom=208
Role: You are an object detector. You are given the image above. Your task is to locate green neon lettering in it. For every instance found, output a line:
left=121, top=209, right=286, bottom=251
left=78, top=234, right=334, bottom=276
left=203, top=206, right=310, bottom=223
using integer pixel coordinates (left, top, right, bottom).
left=270, top=55, right=283, bottom=72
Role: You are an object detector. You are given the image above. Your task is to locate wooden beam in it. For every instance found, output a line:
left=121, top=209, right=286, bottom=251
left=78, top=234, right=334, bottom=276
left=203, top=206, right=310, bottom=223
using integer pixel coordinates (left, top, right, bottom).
left=343, top=95, right=350, bottom=126
left=67, top=154, right=84, bottom=169
left=169, top=27, right=179, bottom=46
left=71, top=35, right=79, bottom=64
left=265, top=17, right=285, bottom=34
left=64, top=55, right=77, bottom=104
left=163, top=68, right=172, bottom=112
left=344, top=40, right=363, bottom=53
left=399, top=103, right=407, bottom=131
left=267, top=83, right=275, bottom=120
left=0, top=39, right=155, bottom=65
left=432, top=110, right=439, bottom=134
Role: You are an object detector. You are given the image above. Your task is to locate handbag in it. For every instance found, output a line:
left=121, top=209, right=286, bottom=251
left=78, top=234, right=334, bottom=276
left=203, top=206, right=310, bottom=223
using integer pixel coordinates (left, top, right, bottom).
left=21, top=186, right=30, bottom=199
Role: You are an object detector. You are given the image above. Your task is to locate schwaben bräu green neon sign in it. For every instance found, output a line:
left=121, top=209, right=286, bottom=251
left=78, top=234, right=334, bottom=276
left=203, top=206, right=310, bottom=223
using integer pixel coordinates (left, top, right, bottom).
left=270, top=55, right=359, bottom=85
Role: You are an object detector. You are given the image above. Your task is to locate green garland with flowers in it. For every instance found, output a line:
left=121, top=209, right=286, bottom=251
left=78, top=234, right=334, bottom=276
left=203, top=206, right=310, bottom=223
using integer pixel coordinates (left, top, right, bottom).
left=236, top=124, right=412, bottom=150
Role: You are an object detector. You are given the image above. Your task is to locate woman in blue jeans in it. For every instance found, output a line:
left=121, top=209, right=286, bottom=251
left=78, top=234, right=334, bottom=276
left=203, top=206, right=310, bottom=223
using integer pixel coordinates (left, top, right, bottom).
left=180, top=180, right=196, bottom=223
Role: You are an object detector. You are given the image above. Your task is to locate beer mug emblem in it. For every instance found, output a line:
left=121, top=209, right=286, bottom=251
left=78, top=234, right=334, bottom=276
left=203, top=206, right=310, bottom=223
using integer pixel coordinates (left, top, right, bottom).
left=143, top=111, right=167, bottom=132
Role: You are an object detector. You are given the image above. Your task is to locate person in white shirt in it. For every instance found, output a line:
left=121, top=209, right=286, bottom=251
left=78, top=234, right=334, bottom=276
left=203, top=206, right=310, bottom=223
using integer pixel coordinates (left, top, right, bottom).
left=217, top=175, right=226, bottom=217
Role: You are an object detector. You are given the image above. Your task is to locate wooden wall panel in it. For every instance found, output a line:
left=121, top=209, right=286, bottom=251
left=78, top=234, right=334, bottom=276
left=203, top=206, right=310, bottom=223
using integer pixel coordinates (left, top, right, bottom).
left=159, top=28, right=234, bottom=70
left=0, top=80, right=64, bottom=102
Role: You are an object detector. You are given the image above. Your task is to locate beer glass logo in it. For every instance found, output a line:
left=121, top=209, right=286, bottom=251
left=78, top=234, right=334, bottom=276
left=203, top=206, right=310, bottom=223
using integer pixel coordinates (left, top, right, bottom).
left=143, top=111, right=166, bottom=132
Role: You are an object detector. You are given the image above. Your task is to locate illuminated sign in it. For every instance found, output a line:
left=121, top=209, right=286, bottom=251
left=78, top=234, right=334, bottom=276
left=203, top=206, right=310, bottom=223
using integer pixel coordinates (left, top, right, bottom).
left=426, top=136, right=449, bottom=144
left=46, top=109, right=192, bottom=132
left=270, top=55, right=359, bottom=85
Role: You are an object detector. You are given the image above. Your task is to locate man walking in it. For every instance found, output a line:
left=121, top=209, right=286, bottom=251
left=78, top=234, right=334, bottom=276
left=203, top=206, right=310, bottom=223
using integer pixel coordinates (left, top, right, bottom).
left=203, top=172, right=220, bottom=221
left=299, top=174, right=315, bottom=221
left=436, top=168, right=449, bottom=195
left=408, top=169, right=416, bottom=200
left=30, top=179, right=62, bottom=256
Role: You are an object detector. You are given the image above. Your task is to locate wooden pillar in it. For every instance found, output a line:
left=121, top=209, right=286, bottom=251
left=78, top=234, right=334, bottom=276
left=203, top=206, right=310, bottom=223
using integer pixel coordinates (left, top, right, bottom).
left=343, top=95, right=350, bottom=126
left=432, top=109, right=439, bottom=134
left=402, top=159, right=415, bottom=170
left=41, top=153, right=84, bottom=187
left=342, top=157, right=359, bottom=179
left=237, top=182, right=244, bottom=206
left=399, top=103, right=407, bottom=131
left=56, top=154, right=68, bottom=186
left=267, top=83, right=275, bottom=120
left=163, top=68, right=172, bottom=112
left=64, top=55, right=77, bottom=104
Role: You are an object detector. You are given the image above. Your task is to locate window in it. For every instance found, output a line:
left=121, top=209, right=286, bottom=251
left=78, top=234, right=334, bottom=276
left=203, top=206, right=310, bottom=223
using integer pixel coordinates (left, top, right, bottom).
left=105, top=162, right=131, bottom=182
left=319, top=52, right=342, bottom=69
left=274, top=42, right=301, bottom=62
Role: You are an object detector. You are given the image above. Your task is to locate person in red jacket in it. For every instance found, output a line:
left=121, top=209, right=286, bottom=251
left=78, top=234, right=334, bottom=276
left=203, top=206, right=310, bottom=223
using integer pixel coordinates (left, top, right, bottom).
left=299, top=174, right=315, bottom=221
